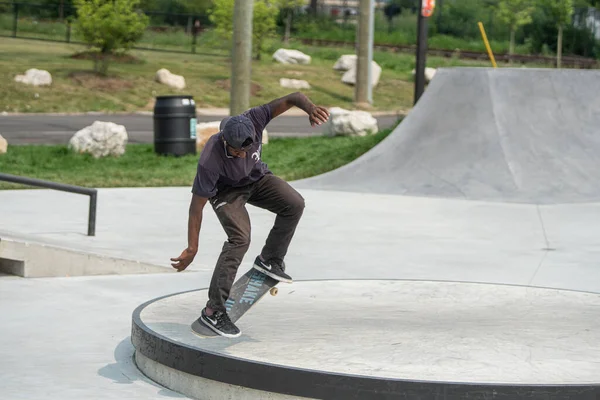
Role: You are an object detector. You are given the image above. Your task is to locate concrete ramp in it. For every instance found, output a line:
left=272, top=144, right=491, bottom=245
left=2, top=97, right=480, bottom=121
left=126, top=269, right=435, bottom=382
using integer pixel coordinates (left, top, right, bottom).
left=296, top=67, right=600, bottom=204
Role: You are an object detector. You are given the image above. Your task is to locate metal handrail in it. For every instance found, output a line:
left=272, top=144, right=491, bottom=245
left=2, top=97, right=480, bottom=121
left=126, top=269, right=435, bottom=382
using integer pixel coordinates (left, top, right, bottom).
left=0, top=173, right=97, bottom=236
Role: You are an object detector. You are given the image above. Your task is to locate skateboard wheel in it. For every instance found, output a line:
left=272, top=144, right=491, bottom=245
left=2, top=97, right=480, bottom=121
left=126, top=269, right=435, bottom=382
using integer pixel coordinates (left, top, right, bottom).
left=270, top=287, right=278, bottom=296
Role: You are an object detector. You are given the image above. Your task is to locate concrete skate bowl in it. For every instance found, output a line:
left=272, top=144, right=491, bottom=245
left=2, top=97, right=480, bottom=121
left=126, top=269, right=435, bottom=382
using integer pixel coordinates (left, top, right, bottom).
left=294, top=67, right=600, bottom=204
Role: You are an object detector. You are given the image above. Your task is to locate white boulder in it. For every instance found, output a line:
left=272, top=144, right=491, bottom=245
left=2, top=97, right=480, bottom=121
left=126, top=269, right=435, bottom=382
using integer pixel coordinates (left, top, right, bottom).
left=0, top=134, right=7, bottom=154
left=411, top=67, right=437, bottom=83
left=333, top=54, right=357, bottom=71
left=341, top=61, right=382, bottom=87
left=279, top=78, right=311, bottom=89
left=196, top=121, right=269, bottom=152
left=155, top=68, right=186, bottom=90
left=14, top=68, right=52, bottom=86
left=273, top=49, right=311, bottom=65
left=68, top=121, right=128, bottom=158
left=325, top=107, right=378, bottom=137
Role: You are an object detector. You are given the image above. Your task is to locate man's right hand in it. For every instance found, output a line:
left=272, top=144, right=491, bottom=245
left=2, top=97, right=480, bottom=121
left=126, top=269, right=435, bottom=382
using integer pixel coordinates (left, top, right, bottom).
left=170, top=248, right=197, bottom=272
left=172, top=194, right=207, bottom=272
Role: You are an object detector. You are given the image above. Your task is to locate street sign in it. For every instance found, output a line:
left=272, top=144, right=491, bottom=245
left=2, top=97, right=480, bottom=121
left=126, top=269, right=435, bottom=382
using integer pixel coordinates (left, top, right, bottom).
left=422, top=0, right=435, bottom=17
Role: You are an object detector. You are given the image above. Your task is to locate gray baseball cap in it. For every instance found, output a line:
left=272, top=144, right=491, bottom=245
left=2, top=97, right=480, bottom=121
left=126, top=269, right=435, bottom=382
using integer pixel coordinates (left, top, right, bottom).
left=220, top=115, right=255, bottom=149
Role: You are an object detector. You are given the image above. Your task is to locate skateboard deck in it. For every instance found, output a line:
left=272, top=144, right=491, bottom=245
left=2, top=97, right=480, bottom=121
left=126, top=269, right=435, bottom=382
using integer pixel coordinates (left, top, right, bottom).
left=191, top=267, right=279, bottom=337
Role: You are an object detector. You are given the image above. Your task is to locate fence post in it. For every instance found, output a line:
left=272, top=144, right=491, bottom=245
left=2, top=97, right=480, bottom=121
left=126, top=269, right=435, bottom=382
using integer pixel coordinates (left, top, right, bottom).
left=12, top=2, right=19, bottom=38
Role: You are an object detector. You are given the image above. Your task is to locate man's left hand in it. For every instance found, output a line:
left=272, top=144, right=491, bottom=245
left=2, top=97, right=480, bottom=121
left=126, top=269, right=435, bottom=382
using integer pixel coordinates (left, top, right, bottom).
left=309, top=106, right=330, bottom=127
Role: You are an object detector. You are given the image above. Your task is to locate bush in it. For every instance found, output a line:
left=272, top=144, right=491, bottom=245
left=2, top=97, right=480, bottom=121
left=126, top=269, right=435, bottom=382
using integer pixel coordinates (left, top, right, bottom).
left=74, top=0, right=149, bottom=75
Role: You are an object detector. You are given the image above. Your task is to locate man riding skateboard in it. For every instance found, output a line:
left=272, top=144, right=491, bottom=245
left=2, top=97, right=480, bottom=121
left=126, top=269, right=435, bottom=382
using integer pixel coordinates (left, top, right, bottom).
left=170, top=92, right=330, bottom=338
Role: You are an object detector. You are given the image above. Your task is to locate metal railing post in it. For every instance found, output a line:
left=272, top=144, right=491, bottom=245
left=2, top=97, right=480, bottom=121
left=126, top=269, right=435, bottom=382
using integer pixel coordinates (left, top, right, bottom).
left=0, top=173, right=98, bottom=237
left=88, top=191, right=97, bottom=236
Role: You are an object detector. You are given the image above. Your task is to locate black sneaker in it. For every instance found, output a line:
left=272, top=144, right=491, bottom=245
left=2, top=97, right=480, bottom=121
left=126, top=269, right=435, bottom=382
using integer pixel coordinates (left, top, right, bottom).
left=199, top=308, right=241, bottom=338
left=253, top=256, right=293, bottom=283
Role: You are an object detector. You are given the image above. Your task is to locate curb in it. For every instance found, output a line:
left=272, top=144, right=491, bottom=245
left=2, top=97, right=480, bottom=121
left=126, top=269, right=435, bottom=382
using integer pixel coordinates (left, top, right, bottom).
left=1, top=108, right=411, bottom=118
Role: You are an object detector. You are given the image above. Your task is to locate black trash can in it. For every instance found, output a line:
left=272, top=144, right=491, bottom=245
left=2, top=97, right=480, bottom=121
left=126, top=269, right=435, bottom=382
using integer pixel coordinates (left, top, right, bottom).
left=153, top=95, right=197, bottom=156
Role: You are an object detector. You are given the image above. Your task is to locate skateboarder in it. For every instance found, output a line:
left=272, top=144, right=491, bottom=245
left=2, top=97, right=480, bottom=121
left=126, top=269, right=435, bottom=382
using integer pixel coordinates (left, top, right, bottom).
left=170, top=92, right=330, bottom=337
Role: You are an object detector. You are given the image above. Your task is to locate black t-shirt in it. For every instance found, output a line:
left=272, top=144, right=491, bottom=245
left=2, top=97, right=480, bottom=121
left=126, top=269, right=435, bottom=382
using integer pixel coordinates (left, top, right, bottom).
left=191, top=104, right=272, bottom=198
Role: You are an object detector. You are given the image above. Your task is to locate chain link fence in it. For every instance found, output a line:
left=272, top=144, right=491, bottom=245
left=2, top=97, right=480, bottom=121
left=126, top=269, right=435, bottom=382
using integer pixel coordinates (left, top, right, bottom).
left=1, top=1, right=599, bottom=59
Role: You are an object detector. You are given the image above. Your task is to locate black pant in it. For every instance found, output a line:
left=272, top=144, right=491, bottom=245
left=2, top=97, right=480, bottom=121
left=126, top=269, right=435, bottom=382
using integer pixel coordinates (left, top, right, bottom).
left=206, top=174, right=305, bottom=312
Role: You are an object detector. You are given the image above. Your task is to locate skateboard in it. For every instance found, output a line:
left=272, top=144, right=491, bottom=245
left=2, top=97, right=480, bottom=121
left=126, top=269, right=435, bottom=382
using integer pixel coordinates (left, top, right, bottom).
left=191, top=266, right=279, bottom=337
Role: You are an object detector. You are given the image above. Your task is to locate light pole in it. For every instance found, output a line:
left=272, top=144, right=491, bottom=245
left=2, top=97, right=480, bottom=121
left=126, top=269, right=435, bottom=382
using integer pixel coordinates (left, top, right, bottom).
left=230, top=0, right=253, bottom=115
left=356, top=0, right=374, bottom=107
left=414, top=0, right=435, bottom=105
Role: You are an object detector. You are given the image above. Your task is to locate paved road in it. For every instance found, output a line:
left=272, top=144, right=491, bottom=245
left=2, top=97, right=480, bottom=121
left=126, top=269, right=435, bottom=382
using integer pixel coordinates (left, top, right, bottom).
left=0, top=113, right=401, bottom=145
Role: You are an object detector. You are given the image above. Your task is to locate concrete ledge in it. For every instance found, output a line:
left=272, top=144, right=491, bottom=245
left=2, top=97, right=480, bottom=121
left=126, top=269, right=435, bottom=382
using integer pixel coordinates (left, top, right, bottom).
left=0, top=236, right=170, bottom=277
left=134, top=351, right=312, bottom=400
left=131, top=281, right=600, bottom=400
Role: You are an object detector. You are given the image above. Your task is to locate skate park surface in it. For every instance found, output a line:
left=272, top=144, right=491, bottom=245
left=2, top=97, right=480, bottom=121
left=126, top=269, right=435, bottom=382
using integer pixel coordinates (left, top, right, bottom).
left=2, top=67, right=600, bottom=399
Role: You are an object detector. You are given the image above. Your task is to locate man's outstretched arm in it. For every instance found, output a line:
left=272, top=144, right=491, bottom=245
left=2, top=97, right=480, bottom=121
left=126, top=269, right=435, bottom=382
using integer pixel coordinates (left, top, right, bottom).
left=267, top=92, right=330, bottom=126
left=170, top=194, right=208, bottom=272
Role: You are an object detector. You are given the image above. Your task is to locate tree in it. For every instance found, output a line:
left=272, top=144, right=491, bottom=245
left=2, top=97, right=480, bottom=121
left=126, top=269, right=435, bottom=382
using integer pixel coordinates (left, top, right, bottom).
left=210, top=0, right=278, bottom=60
left=74, top=0, right=149, bottom=75
left=252, top=0, right=279, bottom=59
left=539, top=0, right=574, bottom=68
left=178, top=0, right=212, bottom=15
left=382, top=0, right=417, bottom=33
left=277, top=0, right=304, bottom=44
left=495, top=0, right=536, bottom=56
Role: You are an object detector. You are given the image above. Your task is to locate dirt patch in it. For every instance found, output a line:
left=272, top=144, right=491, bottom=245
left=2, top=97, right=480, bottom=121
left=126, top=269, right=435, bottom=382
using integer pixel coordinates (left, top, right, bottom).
left=68, top=71, right=134, bottom=91
left=70, top=51, right=142, bottom=64
left=215, top=79, right=262, bottom=96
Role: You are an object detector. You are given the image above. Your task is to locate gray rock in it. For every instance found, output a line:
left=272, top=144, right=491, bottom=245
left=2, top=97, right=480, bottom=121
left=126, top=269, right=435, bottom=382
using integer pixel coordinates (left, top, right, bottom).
left=68, top=121, right=128, bottom=158
left=273, top=49, right=311, bottom=65
left=279, top=78, right=311, bottom=89
left=155, top=68, right=186, bottom=90
left=341, top=61, right=382, bottom=87
left=325, top=107, right=379, bottom=137
left=14, top=69, right=52, bottom=86
left=333, top=54, right=357, bottom=71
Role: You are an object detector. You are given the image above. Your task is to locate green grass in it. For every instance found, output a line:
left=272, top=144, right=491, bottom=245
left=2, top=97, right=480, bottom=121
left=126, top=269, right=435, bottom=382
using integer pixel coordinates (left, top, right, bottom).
left=0, top=128, right=396, bottom=190
left=1, top=36, right=511, bottom=115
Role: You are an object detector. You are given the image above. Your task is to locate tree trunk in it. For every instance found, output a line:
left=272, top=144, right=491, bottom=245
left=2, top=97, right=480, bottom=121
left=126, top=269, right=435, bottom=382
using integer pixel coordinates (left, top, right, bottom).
left=283, top=10, right=292, bottom=44
left=557, top=25, right=563, bottom=69
left=309, top=0, right=318, bottom=15
left=93, top=52, right=100, bottom=74
left=255, top=43, right=261, bottom=60
left=100, top=51, right=110, bottom=76
left=355, top=0, right=371, bottom=107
